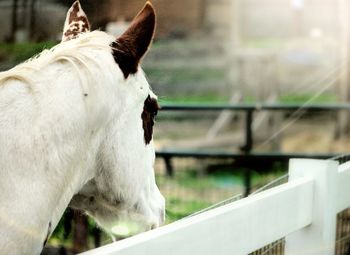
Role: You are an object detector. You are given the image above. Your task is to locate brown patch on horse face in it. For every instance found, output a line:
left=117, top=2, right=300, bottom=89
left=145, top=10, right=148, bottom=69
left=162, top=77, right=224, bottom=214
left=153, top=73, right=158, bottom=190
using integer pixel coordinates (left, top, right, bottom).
left=142, top=95, right=160, bottom=145
left=112, top=2, right=156, bottom=79
left=62, top=1, right=90, bottom=42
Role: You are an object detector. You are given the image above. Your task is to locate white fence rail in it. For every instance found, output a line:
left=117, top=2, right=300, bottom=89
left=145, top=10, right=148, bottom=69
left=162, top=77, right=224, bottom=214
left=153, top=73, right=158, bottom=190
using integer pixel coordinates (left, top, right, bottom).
left=81, top=159, right=350, bottom=255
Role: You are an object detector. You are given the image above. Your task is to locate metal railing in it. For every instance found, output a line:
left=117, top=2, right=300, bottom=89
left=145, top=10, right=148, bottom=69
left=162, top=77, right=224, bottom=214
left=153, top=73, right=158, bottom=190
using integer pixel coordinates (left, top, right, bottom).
left=156, top=103, right=350, bottom=195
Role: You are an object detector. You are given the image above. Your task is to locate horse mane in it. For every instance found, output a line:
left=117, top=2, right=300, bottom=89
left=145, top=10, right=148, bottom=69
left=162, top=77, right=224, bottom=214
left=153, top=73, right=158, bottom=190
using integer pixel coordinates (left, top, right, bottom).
left=0, top=31, right=113, bottom=87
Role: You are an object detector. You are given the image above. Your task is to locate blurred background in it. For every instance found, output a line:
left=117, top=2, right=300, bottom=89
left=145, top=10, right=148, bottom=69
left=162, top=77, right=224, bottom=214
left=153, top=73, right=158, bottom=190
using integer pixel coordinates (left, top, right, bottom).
left=1, top=0, right=350, bottom=254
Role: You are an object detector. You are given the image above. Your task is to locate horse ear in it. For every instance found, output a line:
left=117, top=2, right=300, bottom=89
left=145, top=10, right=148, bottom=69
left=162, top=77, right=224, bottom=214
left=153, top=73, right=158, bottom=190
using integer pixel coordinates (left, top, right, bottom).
left=112, top=1, right=156, bottom=79
left=62, top=0, right=91, bottom=42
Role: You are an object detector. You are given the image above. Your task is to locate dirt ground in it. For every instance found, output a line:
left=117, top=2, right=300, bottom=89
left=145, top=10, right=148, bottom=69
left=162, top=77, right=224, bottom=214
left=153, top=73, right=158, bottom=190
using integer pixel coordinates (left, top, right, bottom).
left=281, top=120, right=350, bottom=153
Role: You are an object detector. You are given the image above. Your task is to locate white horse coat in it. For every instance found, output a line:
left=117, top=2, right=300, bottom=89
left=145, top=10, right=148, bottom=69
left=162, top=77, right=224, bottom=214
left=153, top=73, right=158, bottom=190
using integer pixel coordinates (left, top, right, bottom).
left=0, top=2, right=164, bottom=254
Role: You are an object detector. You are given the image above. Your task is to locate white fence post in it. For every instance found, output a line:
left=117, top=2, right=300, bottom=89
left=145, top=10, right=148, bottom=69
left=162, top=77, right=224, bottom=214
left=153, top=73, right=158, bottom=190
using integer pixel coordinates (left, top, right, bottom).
left=285, top=159, right=339, bottom=255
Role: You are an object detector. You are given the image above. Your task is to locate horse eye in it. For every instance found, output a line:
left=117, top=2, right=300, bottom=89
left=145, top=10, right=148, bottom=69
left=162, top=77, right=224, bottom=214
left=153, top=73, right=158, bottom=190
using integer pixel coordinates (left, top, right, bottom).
left=151, top=111, right=158, bottom=121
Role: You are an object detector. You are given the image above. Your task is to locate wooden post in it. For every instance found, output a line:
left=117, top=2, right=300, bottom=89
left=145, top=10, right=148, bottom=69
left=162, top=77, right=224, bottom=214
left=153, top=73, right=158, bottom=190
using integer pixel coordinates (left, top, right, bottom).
left=9, top=0, right=19, bottom=42
left=29, top=0, right=37, bottom=40
left=228, top=0, right=241, bottom=94
left=73, top=211, right=89, bottom=253
left=337, top=0, right=350, bottom=137
left=286, top=159, right=338, bottom=255
left=291, top=0, right=304, bottom=37
left=206, top=0, right=242, bottom=141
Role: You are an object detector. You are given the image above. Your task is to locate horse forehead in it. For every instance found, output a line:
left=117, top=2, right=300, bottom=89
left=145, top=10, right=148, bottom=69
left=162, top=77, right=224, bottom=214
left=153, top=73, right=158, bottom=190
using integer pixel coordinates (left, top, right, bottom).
left=124, top=69, right=150, bottom=91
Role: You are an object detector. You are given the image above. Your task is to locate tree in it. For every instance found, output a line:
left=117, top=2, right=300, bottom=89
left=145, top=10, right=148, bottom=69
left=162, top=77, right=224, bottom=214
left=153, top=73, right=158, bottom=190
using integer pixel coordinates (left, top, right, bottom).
left=9, top=0, right=19, bottom=42
left=29, top=0, right=38, bottom=40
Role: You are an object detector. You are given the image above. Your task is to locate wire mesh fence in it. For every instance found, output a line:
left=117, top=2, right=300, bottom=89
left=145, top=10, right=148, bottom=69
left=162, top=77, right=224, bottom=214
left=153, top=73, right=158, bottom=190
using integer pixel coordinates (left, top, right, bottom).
left=333, top=154, right=350, bottom=254
left=249, top=240, right=285, bottom=255
left=247, top=156, right=350, bottom=255
left=155, top=159, right=244, bottom=224
left=336, top=208, right=350, bottom=255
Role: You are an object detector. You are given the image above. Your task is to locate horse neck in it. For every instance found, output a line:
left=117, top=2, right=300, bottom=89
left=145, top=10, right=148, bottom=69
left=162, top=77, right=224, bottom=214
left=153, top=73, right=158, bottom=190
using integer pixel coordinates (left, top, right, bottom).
left=0, top=61, right=107, bottom=253
left=0, top=161, right=91, bottom=254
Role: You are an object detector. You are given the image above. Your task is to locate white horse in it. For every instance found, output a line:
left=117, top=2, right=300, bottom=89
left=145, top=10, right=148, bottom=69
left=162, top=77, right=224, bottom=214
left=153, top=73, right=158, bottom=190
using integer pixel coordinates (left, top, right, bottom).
left=0, top=1, right=165, bottom=254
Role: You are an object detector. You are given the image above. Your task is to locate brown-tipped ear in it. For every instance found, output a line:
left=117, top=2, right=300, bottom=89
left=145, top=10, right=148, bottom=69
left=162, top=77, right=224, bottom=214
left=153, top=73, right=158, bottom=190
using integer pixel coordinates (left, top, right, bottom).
left=62, top=0, right=91, bottom=42
left=112, top=2, right=156, bottom=79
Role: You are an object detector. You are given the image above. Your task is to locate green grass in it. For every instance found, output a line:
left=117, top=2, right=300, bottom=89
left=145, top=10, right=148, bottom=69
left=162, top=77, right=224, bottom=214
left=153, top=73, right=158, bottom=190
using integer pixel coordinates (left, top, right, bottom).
left=145, top=67, right=226, bottom=84
left=0, top=41, right=56, bottom=63
left=279, top=93, right=337, bottom=104
left=241, top=38, right=285, bottom=49
left=158, top=94, right=230, bottom=104
left=165, top=198, right=211, bottom=223
left=158, top=92, right=337, bottom=105
left=242, top=93, right=337, bottom=104
left=156, top=169, right=242, bottom=222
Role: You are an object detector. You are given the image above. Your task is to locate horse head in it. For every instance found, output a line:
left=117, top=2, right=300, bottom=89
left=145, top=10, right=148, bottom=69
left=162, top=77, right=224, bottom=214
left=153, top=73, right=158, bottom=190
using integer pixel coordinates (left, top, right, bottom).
left=64, top=1, right=165, bottom=236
